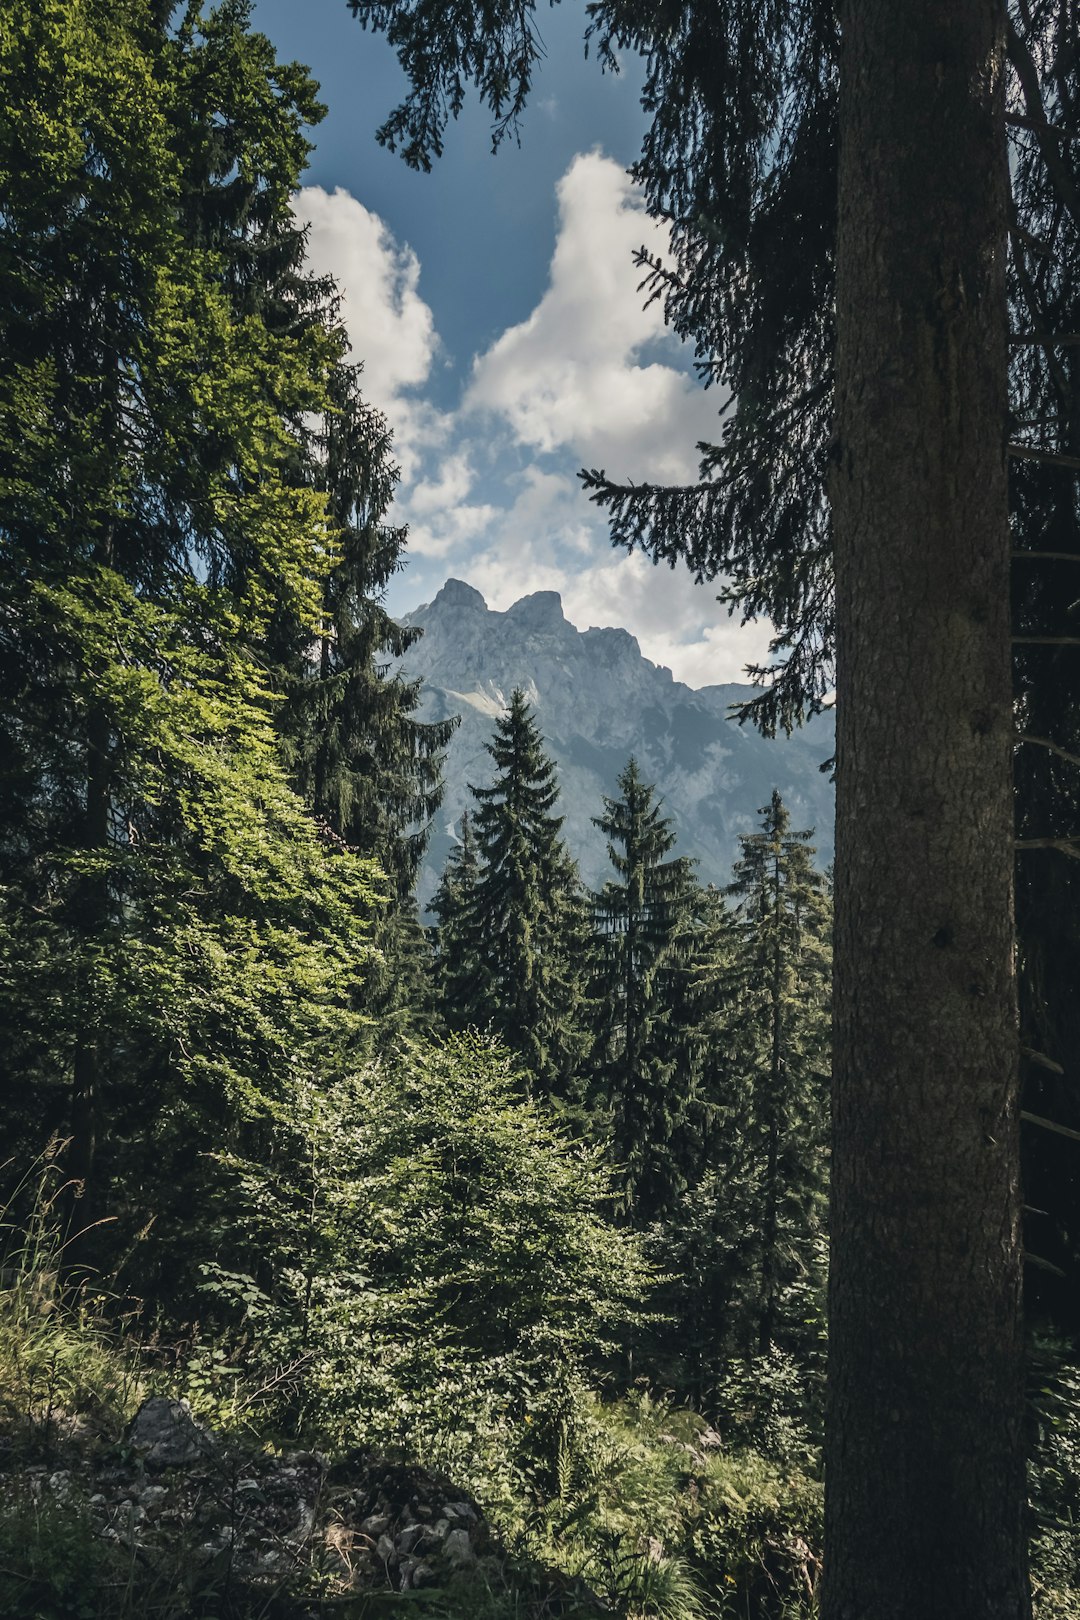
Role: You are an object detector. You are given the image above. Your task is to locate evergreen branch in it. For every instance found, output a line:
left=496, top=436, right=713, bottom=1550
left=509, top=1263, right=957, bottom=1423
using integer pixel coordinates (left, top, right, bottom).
left=1008, top=222, right=1072, bottom=400
left=1013, top=551, right=1080, bottom=561
left=1023, top=1249, right=1068, bottom=1276
left=1018, top=733, right=1080, bottom=769
left=1006, top=19, right=1080, bottom=232
left=1008, top=444, right=1080, bottom=470
left=1008, top=333, right=1080, bottom=345
left=1012, top=636, right=1080, bottom=645
left=1009, top=220, right=1057, bottom=258
left=1021, top=1110, right=1080, bottom=1144
left=1007, top=112, right=1080, bottom=143
left=1021, top=1046, right=1065, bottom=1075
left=1016, top=837, right=1080, bottom=858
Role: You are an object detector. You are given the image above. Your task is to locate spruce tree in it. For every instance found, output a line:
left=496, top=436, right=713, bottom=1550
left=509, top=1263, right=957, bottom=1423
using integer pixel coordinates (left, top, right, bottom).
left=721, top=792, right=830, bottom=1357
left=466, top=691, right=589, bottom=1097
left=591, top=758, right=702, bottom=1222
left=0, top=0, right=382, bottom=1287
left=280, top=359, right=456, bottom=1039
left=429, top=810, right=489, bottom=1028
left=649, top=800, right=829, bottom=1408
left=283, top=361, right=455, bottom=890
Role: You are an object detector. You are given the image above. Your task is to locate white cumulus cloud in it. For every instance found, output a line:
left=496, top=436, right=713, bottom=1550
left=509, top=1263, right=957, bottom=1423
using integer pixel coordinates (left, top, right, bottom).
left=292, top=167, right=768, bottom=689
left=466, top=151, right=721, bottom=482
left=293, top=185, right=442, bottom=474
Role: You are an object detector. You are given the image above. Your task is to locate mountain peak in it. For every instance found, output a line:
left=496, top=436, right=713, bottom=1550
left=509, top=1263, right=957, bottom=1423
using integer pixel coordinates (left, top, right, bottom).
left=433, top=578, right=487, bottom=611
left=398, top=579, right=834, bottom=906
left=506, top=590, right=565, bottom=629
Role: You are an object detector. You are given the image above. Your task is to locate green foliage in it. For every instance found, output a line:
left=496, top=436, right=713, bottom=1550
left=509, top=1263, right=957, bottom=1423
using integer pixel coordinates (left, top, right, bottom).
left=198, top=1036, right=652, bottom=1499
left=688, top=1451, right=822, bottom=1620
left=281, top=361, right=455, bottom=888
left=510, top=1392, right=821, bottom=1620
left=710, top=1347, right=822, bottom=1473
left=435, top=693, right=591, bottom=1098
left=702, top=794, right=830, bottom=1365
left=638, top=799, right=829, bottom=1414
left=0, top=563, right=383, bottom=1292
left=0, top=1490, right=120, bottom=1620
left=0, top=0, right=390, bottom=1291
left=7, top=7, right=1080, bottom=1618
left=0, top=1147, right=143, bottom=1453
left=1029, top=1347, right=1080, bottom=1620
left=430, top=809, right=485, bottom=1018
left=275, top=360, right=456, bottom=1044
left=590, top=758, right=712, bottom=1222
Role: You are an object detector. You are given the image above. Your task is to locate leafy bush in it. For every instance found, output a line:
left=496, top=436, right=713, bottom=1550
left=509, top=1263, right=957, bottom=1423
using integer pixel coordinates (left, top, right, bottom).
left=198, top=1035, right=654, bottom=1497
left=507, top=1391, right=820, bottom=1620
left=0, top=1488, right=117, bottom=1620
left=690, top=1450, right=821, bottom=1619
left=711, top=1348, right=821, bottom=1472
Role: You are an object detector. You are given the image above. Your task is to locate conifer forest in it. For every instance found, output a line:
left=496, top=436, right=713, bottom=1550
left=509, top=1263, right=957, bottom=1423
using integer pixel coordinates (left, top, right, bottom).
left=2, top=2, right=1080, bottom=1617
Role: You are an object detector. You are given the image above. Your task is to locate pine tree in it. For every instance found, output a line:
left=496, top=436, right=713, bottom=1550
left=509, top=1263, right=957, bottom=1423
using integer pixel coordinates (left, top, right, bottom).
left=591, top=758, right=702, bottom=1222
left=466, top=691, right=589, bottom=1097
left=429, top=810, right=489, bottom=1027
left=721, top=792, right=830, bottom=1357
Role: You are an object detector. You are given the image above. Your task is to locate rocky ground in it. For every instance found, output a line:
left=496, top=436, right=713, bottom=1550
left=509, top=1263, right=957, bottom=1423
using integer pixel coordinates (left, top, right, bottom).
left=0, top=1396, right=595, bottom=1616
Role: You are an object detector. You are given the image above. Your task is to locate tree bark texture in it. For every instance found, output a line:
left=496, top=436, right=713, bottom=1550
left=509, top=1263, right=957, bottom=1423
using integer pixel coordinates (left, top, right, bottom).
left=824, top=3, right=1028, bottom=1616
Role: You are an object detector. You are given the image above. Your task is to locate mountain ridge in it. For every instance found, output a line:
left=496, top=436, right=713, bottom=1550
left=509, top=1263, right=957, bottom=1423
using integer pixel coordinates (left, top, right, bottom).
left=399, top=580, right=835, bottom=906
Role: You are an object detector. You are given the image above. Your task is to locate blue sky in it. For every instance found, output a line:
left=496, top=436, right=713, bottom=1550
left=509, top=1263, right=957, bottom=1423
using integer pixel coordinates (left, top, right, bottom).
left=251, top=0, right=772, bottom=686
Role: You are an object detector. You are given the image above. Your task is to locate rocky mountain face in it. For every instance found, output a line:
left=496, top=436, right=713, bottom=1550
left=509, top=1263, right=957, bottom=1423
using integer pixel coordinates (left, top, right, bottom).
left=400, top=579, right=835, bottom=908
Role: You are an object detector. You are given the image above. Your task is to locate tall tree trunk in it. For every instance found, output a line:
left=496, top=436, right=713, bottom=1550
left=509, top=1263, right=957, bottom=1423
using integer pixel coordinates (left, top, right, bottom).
left=824, top=3, right=1029, bottom=1615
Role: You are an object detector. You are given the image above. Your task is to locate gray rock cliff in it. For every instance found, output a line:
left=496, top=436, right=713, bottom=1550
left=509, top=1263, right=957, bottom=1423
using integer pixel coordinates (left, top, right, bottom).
left=399, top=580, right=835, bottom=907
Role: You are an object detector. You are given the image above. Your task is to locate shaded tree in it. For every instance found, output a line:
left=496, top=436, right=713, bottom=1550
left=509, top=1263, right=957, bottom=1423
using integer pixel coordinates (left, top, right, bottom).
left=429, top=809, right=488, bottom=1027
left=0, top=0, right=382, bottom=1287
left=591, top=758, right=702, bottom=1221
left=467, top=691, right=590, bottom=1097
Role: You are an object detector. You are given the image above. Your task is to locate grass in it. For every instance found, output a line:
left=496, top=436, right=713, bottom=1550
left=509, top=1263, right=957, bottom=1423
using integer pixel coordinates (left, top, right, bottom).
left=0, top=1146, right=144, bottom=1462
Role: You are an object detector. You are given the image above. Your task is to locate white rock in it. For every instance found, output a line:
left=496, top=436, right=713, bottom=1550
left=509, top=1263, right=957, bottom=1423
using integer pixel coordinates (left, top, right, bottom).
left=442, top=1528, right=476, bottom=1568
left=127, top=1397, right=214, bottom=1469
left=398, top=1523, right=426, bottom=1554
